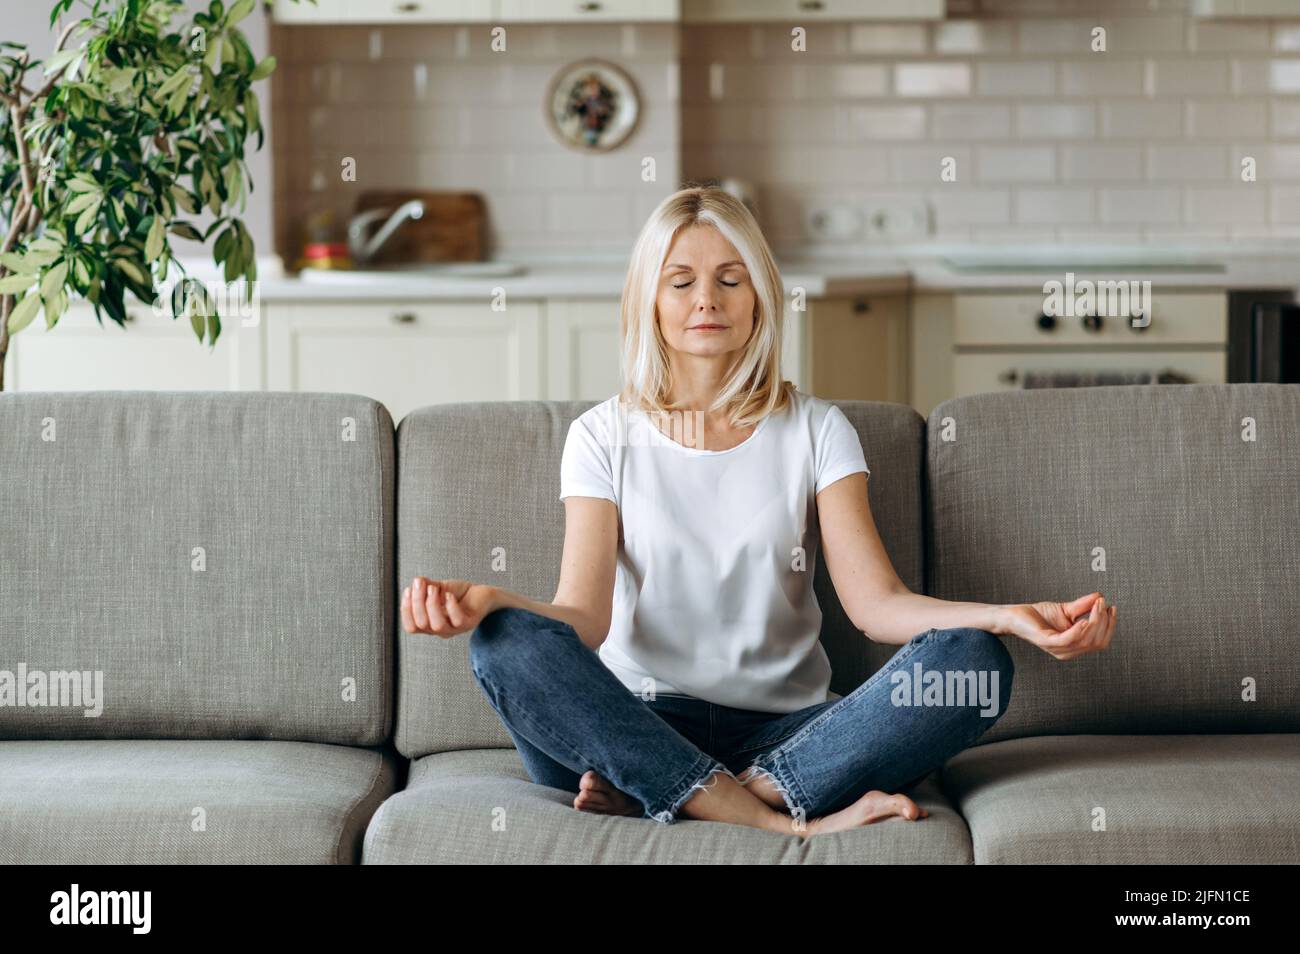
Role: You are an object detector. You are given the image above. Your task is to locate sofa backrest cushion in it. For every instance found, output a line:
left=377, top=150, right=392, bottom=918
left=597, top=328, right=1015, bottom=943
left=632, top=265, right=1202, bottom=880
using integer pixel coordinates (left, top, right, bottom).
left=925, top=382, right=1300, bottom=743
left=0, top=391, right=394, bottom=745
left=395, top=398, right=926, bottom=759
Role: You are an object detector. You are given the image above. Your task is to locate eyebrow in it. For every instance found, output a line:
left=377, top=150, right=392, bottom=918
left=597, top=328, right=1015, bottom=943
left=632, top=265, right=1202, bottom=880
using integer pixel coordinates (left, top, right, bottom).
left=662, top=260, right=747, bottom=271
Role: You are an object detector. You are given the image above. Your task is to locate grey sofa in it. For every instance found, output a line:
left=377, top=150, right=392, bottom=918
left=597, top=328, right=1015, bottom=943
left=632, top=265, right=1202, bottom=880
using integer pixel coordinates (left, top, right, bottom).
left=3, top=384, right=1296, bottom=864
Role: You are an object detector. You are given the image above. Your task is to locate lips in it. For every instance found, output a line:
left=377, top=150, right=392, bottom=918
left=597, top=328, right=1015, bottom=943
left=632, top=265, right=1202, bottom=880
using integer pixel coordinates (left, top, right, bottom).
left=689, top=325, right=728, bottom=330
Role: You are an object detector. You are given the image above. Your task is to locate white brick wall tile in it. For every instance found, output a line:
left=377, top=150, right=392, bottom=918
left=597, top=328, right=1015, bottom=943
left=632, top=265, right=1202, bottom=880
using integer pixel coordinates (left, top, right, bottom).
left=1017, top=103, right=1096, bottom=138
left=1186, top=99, right=1270, bottom=138
left=1271, top=102, right=1300, bottom=137
left=976, top=145, right=1056, bottom=182
left=1189, top=20, right=1270, bottom=53
left=1060, top=59, right=1144, bottom=96
left=1100, top=188, right=1181, bottom=224
left=846, top=24, right=928, bottom=54
left=895, top=62, right=972, bottom=97
left=1061, top=145, right=1144, bottom=181
left=1101, top=101, right=1183, bottom=138
left=930, top=103, right=1012, bottom=139
left=1014, top=187, right=1095, bottom=224
left=1145, top=145, right=1230, bottom=181
left=933, top=21, right=1016, bottom=55
left=1185, top=186, right=1270, bottom=225
left=976, top=61, right=1057, bottom=96
left=1233, top=58, right=1300, bottom=95
left=929, top=188, right=1012, bottom=227
left=845, top=106, right=928, bottom=141
left=1148, top=59, right=1230, bottom=95
left=890, top=144, right=973, bottom=183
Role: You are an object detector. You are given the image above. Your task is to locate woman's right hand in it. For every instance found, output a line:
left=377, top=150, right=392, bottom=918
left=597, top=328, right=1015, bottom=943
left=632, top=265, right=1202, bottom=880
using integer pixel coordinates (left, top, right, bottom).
left=401, top=576, right=497, bottom=638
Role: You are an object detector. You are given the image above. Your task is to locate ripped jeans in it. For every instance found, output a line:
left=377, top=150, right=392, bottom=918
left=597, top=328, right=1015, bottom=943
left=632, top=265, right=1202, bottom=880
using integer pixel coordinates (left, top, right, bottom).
left=468, top=606, right=1014, bottom=826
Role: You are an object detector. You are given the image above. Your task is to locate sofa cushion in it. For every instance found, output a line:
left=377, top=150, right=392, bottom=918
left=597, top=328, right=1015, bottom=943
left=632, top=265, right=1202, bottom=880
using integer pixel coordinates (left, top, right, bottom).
left=394, top=399, right=926, bottom=759
left=0, top=739, right=399, bottom=863
left=364, top=748, right=969, bottom=863
left=941, top=734, right=1300, bottom=864
left=925, top=383, right=1300, bottom=743
left=0, top=392, right=394, bottom=745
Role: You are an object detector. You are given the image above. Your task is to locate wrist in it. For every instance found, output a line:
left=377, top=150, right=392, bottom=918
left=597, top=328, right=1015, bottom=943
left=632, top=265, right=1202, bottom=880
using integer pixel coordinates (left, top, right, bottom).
left=988, top=604, right=1015, bottom=636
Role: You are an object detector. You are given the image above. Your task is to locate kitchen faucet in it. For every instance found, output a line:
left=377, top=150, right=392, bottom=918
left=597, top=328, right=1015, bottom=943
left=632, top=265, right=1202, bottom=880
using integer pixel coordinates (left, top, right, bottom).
left=347, top=199, right=425, bottom=264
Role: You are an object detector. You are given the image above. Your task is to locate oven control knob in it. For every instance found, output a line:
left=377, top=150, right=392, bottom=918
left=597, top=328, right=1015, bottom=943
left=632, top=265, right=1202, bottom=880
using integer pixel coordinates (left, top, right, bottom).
left=1080, top=313, right=1103, bottom=332
left=1036, top=312, right=1057, bottom=332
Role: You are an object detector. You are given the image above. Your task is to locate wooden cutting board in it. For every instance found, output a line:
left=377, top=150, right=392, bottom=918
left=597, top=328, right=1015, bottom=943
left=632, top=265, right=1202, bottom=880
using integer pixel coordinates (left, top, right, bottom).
left=353, top=191, right=486, bottom=264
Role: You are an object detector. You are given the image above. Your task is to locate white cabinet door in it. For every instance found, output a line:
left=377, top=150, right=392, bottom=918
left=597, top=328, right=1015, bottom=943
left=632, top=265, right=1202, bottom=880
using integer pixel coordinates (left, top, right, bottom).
left=269, top=0, right=495, bottom=23
left=684, top=0, right=943, bottom=22
left=544, top=298, right=622, bottom=400
left=497, top=0, right=678, bottom=21
left=4, top=301, right=258, bottom=392
left=267, top=300, right=542, bottom=424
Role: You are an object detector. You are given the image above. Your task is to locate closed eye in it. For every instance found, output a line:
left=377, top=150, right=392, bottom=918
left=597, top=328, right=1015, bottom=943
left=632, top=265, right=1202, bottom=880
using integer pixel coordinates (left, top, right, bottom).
left=672, top=280, right=740, bottom=289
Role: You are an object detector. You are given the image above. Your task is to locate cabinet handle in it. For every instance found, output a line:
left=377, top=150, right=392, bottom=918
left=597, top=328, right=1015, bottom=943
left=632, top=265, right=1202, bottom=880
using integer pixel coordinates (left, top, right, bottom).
left=998, top=369, right=1018, bottom=385
left=392, top=312, right=417, bottom=324
left=578, top=1, right=603, bottom=10
left=799, top=0, right=826, bottom=9
left=395, top=2, right=420, bottom=12
left=124, top=311, right=137, bottom=323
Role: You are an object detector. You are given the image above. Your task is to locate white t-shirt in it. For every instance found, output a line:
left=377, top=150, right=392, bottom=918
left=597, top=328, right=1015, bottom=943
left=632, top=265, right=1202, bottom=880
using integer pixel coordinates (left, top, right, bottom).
left=558, top=387, right=870, bottom=713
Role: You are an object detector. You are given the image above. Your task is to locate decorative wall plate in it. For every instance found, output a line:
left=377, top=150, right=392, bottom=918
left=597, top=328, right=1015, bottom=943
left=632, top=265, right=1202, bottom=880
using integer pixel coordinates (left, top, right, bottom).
left=544, top=59, right=640, bottom=152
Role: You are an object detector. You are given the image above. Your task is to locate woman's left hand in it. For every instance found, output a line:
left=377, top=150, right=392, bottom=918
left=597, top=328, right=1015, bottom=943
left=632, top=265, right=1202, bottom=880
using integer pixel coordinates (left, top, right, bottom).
left=999, top=591, right=1116, bottom=661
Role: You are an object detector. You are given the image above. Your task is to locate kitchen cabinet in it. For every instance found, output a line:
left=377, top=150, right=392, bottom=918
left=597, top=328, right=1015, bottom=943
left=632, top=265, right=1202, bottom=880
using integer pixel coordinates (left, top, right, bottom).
left=3, top=301, right=262, bottom=392
left=267, top=300, right=543, bottom=424
left=270, top=0, right=496, bottom=23
left=804, top=294, right=909, bottom=404
left=948, top=290, right=1228, bottom=399
left=269, top=0, right=672, bottom=23
left=1189, top=0, right=1300, bottom=16
left=496, top=1, right=679, bottom=22
left=683, top=0, right=944, bottom=22
left=544, top=298, right=623, bottom=400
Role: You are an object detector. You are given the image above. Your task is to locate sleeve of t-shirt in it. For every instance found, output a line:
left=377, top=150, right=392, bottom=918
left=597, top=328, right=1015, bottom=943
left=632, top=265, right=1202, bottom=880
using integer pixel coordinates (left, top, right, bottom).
left=559, top=414, right=617, bottom=503
left=814, top=404, right=870, bottom=495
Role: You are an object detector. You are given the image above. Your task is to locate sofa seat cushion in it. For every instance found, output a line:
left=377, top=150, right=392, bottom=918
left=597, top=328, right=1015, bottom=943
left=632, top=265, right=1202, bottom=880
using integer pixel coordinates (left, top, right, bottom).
left=942, top=734, right=1300, bottom=864
left=0, top=740, right=398, bottom=864
left=364, top=748, right=972, bottom=863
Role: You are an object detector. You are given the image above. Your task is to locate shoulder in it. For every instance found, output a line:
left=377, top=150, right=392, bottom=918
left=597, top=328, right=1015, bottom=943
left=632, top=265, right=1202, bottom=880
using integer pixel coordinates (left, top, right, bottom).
left=567, top=394, right=623, bottom=444
left=784, top=388, right=844, bottom=435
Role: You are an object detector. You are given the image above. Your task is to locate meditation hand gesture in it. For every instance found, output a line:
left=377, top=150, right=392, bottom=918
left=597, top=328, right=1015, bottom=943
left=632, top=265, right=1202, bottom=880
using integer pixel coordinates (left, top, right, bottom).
left=401, top=576, right=498, bottom=638
left=1000, top=591, right=1116, bottom=661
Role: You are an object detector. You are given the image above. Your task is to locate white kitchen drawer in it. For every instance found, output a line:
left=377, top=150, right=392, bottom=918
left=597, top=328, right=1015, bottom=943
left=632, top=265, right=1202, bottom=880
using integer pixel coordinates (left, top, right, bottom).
left=5, top=301, right=258, bottom=392
left=684, top=0, right=943, bottom=21
left=270, top=0, right=495, bottom=23
left=497, top=0, right=678, bottom=21
left=267, top=301, right=542, bottom=424
left=953, top=349, right=1227, bottom=398
left=953, top=291, right=1227, bottom=347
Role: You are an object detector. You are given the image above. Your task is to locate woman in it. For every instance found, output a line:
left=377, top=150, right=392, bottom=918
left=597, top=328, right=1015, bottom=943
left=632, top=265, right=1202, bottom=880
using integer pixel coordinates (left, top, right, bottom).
left=400, top=185, right=1116, bottom=838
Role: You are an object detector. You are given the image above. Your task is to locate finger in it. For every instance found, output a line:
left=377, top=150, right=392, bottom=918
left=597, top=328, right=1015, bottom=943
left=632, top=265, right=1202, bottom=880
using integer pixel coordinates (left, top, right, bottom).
left=425, top=581, right=451, bottom=632
left=443, top=590, right=466, bottom=629
left=1083, top=597, right=1104, bottom=648
left=400, top=586, right=416, bottom=634
left=410, top=577, right=430, bottom=632
left=1069, top=592, right=1101, bottom=619
left=1048, top=613, right=1090, bottom=647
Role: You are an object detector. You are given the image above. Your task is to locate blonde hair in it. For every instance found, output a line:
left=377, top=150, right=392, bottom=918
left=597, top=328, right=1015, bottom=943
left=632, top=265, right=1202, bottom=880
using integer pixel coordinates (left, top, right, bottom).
left=617, top=183, right=795, bottom=428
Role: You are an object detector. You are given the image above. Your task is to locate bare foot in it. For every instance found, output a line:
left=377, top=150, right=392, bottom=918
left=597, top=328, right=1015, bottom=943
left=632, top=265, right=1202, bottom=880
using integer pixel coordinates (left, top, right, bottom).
left=573, top=770, right=642, bottom=817
left=799, top=789, right=929, bottom=838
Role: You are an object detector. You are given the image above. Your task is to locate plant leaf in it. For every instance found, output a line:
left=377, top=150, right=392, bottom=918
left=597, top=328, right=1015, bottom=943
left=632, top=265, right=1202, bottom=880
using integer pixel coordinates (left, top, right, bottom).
left=145, top=214, right=166, bottom=260
left=0, top=274, right=38, bottom=294
left=6, top=293, right=41, bottom=334
left=249, top=55, right=276, bottom=82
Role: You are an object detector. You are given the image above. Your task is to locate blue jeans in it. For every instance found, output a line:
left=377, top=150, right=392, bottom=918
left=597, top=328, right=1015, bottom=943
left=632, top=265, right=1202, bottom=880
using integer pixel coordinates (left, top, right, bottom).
left=468, top=606, right=1014, bottom=826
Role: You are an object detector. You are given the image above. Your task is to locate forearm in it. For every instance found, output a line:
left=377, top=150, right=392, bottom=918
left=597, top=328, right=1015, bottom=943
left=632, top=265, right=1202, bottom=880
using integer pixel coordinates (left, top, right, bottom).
left=862, top=590, right=1009, bottom=645
left=489, top=587, right=608, bottom=651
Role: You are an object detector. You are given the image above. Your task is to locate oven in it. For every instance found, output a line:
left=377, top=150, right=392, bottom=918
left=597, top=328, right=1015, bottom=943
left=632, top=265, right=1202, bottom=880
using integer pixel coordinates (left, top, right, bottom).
left=951, top=290, right=1229, bottom=396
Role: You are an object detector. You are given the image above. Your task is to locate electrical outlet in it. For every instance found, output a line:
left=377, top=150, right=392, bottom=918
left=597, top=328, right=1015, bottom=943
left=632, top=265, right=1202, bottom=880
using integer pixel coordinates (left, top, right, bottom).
left=862, top=198, right=931, bottom=241
left=804, top=204, right=864, bottom=241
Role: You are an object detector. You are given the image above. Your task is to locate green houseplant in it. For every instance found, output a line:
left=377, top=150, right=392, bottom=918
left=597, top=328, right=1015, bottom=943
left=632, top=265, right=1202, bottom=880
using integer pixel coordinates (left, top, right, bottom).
left=0, top=0, right=296, bottom=390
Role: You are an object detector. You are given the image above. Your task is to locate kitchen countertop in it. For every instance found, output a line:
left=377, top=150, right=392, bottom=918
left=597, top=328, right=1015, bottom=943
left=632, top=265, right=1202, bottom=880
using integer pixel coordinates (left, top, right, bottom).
left=198, top=244, right=1300, bottom=301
